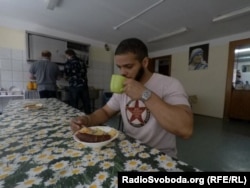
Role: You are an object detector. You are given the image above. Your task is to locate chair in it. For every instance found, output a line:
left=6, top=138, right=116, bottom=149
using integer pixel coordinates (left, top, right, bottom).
left=88, top=86, right=100, bottom=112
left=102, top=92, right=113, bottom=106
left=118, top=113, right=124, bottom=132
left=188, top=95, right=198, bottom=108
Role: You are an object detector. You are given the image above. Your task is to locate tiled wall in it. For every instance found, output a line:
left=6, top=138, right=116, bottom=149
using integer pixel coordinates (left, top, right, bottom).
left=0, top=47, right=30, bottom=90
left=0, top=47, right=30, bottom=112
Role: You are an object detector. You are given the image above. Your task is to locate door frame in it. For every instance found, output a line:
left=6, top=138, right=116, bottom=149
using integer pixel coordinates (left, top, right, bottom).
left=149, top=55, right=172, bottom=76
left=223, top=38, right=250, bottom=119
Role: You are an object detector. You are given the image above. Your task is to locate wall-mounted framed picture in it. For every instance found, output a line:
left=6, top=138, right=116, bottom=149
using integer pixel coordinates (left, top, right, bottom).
left=188, top=43, right=209, bottom=71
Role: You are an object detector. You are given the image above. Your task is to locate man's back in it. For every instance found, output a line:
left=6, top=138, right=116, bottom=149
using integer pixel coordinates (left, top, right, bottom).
left=64, top=56, right=87, bottom=87
left=30, top=59, right=59, bottom=91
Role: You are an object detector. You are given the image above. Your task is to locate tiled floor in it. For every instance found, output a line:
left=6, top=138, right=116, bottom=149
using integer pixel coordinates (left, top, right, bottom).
left=107, top=114, right=250, bottom=172
left=177, top=115, right=250, bottom=172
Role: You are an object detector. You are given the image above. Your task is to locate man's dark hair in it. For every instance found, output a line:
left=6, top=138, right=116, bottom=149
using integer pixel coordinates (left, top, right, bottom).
left=65, top=49, right=76, bottom=56
left=115, top=38, right=148, bottom=62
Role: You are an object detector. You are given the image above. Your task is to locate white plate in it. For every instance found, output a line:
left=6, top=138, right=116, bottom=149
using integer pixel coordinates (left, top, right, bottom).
left=24, top=103, right=43, bottom=110
left=9, top=86, right=18, bottom=91
left=9, top=86, right=23, bottom=95
left=73, top=126, right=119, bottom=148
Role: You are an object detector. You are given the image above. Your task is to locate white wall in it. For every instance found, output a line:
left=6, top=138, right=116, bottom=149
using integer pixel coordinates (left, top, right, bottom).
left=150, top=31, right=250, bottom=118
left=88, top=47, right=114, bottom=92
left=88, top=46, right=114, bottom=107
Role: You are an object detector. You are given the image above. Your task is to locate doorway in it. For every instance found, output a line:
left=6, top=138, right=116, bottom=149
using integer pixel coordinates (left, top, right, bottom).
left=224, top=38, right=250, bottom=120
left=149, top=55, right=171, bottom=76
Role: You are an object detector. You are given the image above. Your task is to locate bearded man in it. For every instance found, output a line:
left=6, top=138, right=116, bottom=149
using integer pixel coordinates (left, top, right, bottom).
left=70, top=38, right=193, bottom=158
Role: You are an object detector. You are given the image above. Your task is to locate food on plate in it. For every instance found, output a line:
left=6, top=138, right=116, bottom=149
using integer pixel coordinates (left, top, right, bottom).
left=24, top=103, right=43, bottom=110
left=108, top=129, right=117, bottom=138
left=76, top=127, right=115, bottom=143
left=76, top=132, right=111, bottom=143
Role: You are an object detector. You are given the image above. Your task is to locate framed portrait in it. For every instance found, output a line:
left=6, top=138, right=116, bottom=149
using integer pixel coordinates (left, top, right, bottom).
left=188, top=43, right=209, bottom=71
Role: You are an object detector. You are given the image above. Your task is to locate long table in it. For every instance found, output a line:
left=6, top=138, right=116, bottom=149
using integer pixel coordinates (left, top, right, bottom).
left=0, top=98, right=199, bottom=187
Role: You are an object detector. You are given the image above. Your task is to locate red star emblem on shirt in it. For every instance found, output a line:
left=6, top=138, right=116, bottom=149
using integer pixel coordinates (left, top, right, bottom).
left=126, top=100, right=147, bottom=124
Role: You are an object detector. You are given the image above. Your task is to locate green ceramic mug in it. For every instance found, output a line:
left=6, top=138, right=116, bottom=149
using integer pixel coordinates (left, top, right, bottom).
left=110, top=74, right=126, bottom=93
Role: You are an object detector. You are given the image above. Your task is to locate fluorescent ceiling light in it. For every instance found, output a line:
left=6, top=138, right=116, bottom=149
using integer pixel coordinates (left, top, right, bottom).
left=45, top=0, right=61, bottom=10
left=113, top=0, right=165, bottom=30
left=235, top=48, right=250, bottom=54
left=212, top=6, right=250, bottom=22
left=147, top=27, right=188, bottom=43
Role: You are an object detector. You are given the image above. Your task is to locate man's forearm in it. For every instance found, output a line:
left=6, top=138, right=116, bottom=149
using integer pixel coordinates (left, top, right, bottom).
left=87, top=107, right=112, bottom=126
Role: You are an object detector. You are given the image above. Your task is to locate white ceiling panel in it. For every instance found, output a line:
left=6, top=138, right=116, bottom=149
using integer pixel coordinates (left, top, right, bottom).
left=0, top=0, right=250, bottom=52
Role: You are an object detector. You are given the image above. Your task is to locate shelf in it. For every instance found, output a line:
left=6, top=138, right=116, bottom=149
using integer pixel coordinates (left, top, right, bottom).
left=0, top=95, right=24, bottom=98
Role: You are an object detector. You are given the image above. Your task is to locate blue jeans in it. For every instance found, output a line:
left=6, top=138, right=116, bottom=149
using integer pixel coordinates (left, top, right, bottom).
left=69, top=85, right=91, bottom=114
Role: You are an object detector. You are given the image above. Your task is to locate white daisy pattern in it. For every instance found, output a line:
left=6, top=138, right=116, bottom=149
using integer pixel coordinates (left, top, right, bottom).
left=15, top=176, right=42, bottom=188
left=51, top=160, right=69, bottom=171
left=0, top=98, right=199, bottom=187
left=26, top=165, right=47, bottom=176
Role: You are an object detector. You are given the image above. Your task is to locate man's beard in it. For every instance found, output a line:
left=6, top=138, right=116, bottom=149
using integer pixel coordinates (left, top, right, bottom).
left=135, top=66, right=144, bottom=81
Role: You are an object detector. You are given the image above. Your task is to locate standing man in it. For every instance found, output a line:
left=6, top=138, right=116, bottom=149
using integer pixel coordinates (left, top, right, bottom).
left=29, top=50, right=60, bottom=98
left=70, top=38, right=193, bottom=158
left=64, top=49, right=91, bottom=114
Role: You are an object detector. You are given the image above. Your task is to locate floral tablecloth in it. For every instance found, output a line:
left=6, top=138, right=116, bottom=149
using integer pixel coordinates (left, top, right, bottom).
left=0, top=98, right=199, bottom=188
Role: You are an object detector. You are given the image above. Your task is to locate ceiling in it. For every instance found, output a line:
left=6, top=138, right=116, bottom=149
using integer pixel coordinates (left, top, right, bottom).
left=1, top=0, right=250, bottom=52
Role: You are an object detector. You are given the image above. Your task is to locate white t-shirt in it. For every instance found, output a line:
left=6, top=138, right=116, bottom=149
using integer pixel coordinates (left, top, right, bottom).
left=107, top=73, right=190, bottom=158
